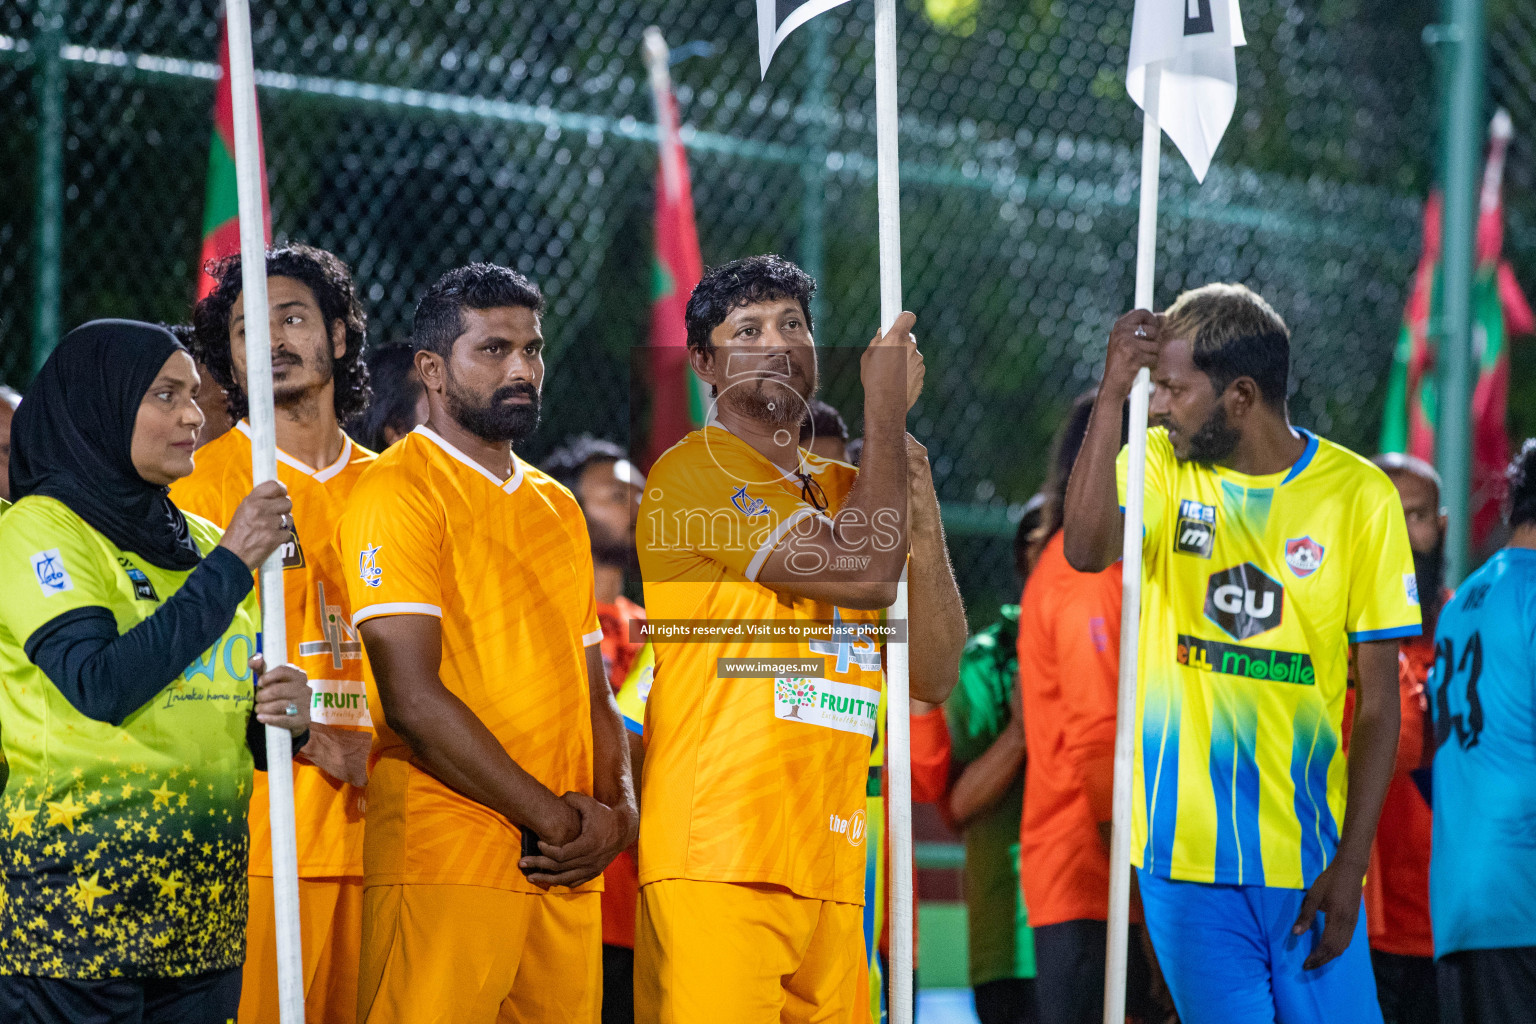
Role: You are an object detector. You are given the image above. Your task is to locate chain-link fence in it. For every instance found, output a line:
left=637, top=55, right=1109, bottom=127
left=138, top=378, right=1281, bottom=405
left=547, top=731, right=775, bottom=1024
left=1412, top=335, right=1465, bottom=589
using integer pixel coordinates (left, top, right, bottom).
left=3, top=0, right=1534, bottom=621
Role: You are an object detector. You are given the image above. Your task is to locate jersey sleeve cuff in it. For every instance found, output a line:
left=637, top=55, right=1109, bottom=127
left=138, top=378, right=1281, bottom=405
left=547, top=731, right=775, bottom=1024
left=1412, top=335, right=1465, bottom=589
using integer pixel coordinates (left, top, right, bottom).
left=352, top=602, right=443, bottom=627
left=744, top=507, right=818, bottom=582
left=622, top=714, right=644, bottom=736
left=582, top=627, right=604, bottom=647
left=1348, top=624, right=1422, bottom=643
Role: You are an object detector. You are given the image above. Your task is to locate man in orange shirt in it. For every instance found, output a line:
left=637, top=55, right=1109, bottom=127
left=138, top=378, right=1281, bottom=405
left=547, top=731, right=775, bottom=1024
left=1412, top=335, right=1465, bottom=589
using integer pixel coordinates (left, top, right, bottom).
left=175, top=243, right=376, bottom=1024
left=339, top=264, right=636, bottom=1024
left=1364, top=452, right=1447, bottom=1024
left=1018, top=393, right=1158, bottom=1024
left=544, top=434, right=648, bottom=1024
left=635, top=255, right=968, bottom=1023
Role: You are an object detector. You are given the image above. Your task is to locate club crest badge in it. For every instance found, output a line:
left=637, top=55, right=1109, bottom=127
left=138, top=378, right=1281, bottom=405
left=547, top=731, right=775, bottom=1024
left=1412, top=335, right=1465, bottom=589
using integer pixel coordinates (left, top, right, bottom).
left=1284, top=536, right=1325, bottom=579
left=731, top=485, right=769, bottom=518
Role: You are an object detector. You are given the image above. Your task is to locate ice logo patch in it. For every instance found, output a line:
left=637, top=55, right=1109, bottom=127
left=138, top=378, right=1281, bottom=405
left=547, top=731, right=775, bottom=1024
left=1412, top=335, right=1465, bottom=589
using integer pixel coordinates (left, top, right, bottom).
left=31, top=549, right=73, bottom=594
left=359, top=544, right=383, bottom=589
left=1405, top=573, right=1420, bottom=606
left=731, top=485, right=769, bottom=518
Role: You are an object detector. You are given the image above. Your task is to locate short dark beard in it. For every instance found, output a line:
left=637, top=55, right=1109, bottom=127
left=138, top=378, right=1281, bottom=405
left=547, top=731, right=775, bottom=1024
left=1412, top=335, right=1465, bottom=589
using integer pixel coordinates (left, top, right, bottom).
left=1414, top=537, right=1446, bottom=629
left=445, top=372, right=540, bottom=444
left=1181, top=403, right=1242, bottom=465
left=271, top=345, right=336, bottom=411
left=722, top=370, right=816, bottom=426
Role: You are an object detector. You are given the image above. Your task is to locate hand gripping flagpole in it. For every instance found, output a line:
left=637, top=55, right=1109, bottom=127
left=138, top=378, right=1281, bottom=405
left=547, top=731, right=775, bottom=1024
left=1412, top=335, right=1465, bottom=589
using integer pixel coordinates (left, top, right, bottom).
left=1104, top=62, right=1161, bottom=1024
left=225, top=3, right=304, bottom=1020
left=873, top=0, right=914, bottom=1022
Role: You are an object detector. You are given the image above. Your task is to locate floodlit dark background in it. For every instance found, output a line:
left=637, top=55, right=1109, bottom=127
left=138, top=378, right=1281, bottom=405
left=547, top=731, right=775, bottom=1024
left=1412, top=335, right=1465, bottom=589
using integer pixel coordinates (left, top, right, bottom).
left=4, top=0, right=1536, bottom=623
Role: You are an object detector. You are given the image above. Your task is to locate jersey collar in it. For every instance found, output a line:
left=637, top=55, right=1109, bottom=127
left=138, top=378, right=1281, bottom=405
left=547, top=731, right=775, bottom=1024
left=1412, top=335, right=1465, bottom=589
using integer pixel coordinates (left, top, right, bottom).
left=704, top=408, right=818, bottom=483
left=1279, top=428, right=1319, bottom=485
left=412, top=424, right=525, bottom=493
left=235, top=420, right=354, bottom=482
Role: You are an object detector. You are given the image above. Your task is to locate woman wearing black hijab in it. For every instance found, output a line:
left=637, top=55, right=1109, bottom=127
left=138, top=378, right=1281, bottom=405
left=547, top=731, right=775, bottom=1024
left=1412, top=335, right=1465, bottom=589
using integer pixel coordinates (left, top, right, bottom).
left=0, top=320, right=313, bottom=1024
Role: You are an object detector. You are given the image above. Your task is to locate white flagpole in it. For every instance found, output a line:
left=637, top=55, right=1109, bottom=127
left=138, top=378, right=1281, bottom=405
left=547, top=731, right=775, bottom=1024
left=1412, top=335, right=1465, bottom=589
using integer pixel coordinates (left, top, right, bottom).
left=1104, top=61, right=1160, bottom=1024
left=872, top=0, right=913, bottom=1022
left=225, top=3, right=304, bottom=1020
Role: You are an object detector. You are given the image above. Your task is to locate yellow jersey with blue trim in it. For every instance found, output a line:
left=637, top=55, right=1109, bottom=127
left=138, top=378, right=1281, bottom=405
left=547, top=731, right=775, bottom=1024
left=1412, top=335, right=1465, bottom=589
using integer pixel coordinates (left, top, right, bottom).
left=1117, top=427, right=1419, bottom=889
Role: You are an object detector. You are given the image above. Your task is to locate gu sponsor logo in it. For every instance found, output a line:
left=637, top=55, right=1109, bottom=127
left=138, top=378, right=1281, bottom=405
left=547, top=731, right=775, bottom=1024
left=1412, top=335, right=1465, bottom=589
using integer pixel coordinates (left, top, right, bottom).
left=1178, top=634, right=1315, bottom=685
left=1204, top=563, right=1284, bottom=641
left=774, top=677, right=879, bottom=737
left=828, top=808, right=867, bottom=847
left=1284, top=536, right=1324, bottom=579
left=1176, top=500, right=1216, bottom=558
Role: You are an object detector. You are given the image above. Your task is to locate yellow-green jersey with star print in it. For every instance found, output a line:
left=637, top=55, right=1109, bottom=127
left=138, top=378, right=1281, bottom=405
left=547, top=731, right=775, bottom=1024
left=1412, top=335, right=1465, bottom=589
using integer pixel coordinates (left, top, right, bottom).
left=1117, top=428, right=1419, bottom=890
left=0, top=495, right=260, bottom=978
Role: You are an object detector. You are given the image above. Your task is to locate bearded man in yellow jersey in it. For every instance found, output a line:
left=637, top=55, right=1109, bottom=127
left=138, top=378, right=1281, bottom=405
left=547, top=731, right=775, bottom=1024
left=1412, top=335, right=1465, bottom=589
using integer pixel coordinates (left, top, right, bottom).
left=339, top=264, right=637, bottom=1024
left=635, top=254, right=968, bottom=1023
left=1063, top=285, right=1419, bottom=1024
left=175, top=243, right=376, bottom=1024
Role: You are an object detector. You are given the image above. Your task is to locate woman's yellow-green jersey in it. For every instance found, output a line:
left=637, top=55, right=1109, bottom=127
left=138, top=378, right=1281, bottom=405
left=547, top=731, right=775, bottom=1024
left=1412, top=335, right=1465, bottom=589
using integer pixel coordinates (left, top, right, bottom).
left=0, top=495, right=260, bottom=979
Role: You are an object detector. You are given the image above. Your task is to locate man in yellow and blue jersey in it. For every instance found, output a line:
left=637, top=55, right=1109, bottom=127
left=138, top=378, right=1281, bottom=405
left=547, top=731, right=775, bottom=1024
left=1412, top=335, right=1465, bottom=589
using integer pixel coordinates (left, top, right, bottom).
left=1063, top=284, right=1420, bottom=1023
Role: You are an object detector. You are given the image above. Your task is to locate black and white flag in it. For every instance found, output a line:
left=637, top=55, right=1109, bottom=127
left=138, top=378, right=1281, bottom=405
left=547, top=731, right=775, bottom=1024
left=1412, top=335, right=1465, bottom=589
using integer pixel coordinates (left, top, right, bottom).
left=1128, top=0, right=1246, bottom=182
left=758, top=0, right=852, bottom=78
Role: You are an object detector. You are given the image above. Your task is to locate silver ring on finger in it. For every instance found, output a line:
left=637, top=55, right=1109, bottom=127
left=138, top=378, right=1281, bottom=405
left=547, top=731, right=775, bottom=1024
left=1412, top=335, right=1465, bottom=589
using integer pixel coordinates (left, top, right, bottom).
left=1134, top=326, right=1148, bottom=338
left=284, top=703, right=299, bottom=717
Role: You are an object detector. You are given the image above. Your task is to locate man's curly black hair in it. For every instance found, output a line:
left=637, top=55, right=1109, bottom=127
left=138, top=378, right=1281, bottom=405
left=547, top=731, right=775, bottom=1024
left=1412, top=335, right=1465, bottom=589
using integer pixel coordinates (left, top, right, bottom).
left=192, top=243, right=370, bottom=423
left=684, top=254, right=816, bottom=353
left=1508, top=438, right=1536, bottom=530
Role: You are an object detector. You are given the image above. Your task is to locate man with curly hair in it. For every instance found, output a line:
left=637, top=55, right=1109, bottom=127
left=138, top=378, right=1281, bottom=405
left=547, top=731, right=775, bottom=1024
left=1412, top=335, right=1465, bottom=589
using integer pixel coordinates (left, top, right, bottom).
left=174, top=242, right=376, bottom=1024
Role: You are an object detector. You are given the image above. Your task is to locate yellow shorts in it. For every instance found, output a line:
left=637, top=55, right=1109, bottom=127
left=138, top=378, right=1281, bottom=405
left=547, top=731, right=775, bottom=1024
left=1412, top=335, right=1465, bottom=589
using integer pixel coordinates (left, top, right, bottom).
left=635, top=879, right=869, bottom=1024
left=241, top=875, right=363, bottom=1024
left=357, top=883, right=601, bottom=1024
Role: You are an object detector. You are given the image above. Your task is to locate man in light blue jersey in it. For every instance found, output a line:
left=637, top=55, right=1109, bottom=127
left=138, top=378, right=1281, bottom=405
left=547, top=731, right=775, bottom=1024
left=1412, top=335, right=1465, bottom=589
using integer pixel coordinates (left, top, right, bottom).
left=1430, top=438, right=1536, bottom=1024
left=1064, top=284, right=1419, bottom=1024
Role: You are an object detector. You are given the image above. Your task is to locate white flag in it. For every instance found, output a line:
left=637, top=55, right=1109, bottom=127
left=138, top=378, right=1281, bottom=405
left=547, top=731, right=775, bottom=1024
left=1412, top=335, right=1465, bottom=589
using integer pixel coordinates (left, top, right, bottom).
left=1127, top=0, right=1246, bottom=182
left=757, top=0, right=853, bottom=79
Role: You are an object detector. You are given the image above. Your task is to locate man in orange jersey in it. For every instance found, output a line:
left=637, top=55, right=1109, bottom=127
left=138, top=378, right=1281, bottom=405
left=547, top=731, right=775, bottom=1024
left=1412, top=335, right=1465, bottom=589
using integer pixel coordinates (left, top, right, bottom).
left=1363, top=452, right=1446, bottom=1024
left=1017, top=392, right=1159, bottom=1024
left=635, top=255, right=968, bottom=1023
left=340, top=264, right=636, bottom=1024
left=543, top=434, right=648, bottom=1024
left=176, top=243, right=376, bottom=1024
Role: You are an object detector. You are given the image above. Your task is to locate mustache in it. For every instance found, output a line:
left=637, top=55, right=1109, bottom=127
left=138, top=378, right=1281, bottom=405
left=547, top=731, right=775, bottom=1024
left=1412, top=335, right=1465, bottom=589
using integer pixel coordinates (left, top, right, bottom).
left=491, top=383, right=539, bottom=403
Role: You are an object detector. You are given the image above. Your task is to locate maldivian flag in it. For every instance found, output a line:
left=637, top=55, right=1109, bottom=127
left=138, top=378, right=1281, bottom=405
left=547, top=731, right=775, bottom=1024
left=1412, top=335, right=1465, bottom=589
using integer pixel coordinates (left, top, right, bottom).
left=197, top=10, right=270, bottom=299
left=1382, top=111, right=1534, bottom=548
left=642, top=41, right=706, bottom=469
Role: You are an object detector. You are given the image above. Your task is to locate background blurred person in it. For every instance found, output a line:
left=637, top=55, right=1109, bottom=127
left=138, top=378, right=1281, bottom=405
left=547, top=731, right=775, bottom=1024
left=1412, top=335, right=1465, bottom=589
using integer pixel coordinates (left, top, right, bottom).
left=1429, top=439, right=1536, bottom=1024
left=350, top=343, right=427, bottom=452
left=1019, top=391, right=1159, bottom=1024
left=942, top=493, right=1048, bottom=1024
left=181, top=243, right=375, bottom=1024
left=543, top=433, right=647, bottom=1024
left=1350, top=452, right=1448, bottom=1024
left=0, top=320, right=310, bottom=1024
left=800, top=397, right=850, bottom=463
left=0, top=384, right=20, bottom=501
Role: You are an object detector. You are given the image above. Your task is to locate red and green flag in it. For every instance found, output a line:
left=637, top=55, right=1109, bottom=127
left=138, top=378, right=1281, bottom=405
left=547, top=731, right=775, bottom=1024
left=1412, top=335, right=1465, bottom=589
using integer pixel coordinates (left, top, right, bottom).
left=642, top=42, right=706, bottom=469
left=197, top=10, right=270, bottom=299
left=1381, top=111, right=1533, bottom=548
